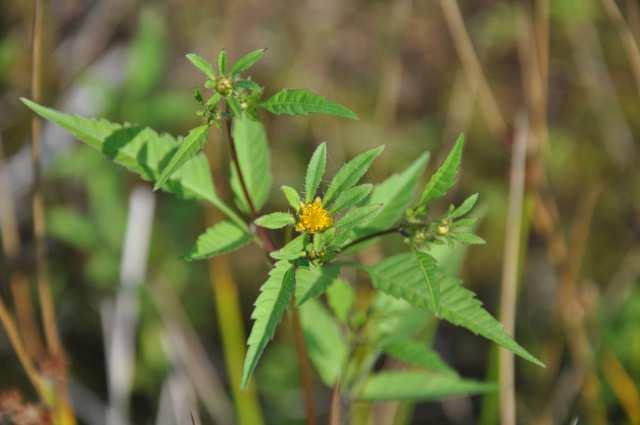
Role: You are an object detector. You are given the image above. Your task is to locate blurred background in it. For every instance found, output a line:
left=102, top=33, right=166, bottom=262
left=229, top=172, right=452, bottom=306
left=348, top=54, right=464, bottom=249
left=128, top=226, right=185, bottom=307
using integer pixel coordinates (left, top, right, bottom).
left=0, top=0, right=639, bottom=424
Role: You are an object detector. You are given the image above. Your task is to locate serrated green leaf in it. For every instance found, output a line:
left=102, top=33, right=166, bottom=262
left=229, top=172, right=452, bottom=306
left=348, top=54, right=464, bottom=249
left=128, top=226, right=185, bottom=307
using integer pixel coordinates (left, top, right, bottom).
left=281, top=185, right=301, bottom=210
left=330, top=184, right=372, bottom=213
left=327, top=279, right=354, bottom=323
left=218, top=50, right=228, bottom=75
left=359, top=371, right=495, bottom=401
left=304, top=143, right=327, bottom=202
left=231, top=48, right=266, bottom=76
left=416, top=134, right=465, bottom=211
left=451, top=232, right=486, bottom=245
left=241, top=261, right=295, bottom=388
left=270, top=234, right=306, bottom=260
left=332, top=204, right=382, bottom=248
left=259, top=89, right=358, bottom=120
left=184, top=220, right=252, bottom=260
left=414, top=249, right=440, bottom=314
left=324, top=146, right=384, bottom=206
left=367, top=253, right=543, bottom=366
left=356, top=152, right=429, bottom=235
left=300, top=299, right=348, bottom=386
left=371, top=294, right=432, bottom=347
left=154, top=125, right=209, bottom=190
left=451, top=193, right=479, bottom=219
left=255, top=212, right=294, bottom=229
left=20, top=99, right=243, bottom=226
left=295, top=264, right=341, bottom=305
left=230, top=114, right=272, bottom=213
left=383, top=340, right=456, bottom=376
left=186, top=53, right=215, bottom=79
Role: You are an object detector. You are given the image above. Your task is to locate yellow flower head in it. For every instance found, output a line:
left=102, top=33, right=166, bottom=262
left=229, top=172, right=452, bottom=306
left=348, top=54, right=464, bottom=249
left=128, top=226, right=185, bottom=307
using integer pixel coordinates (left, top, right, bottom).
left=295, top=197, right=333, bottom=234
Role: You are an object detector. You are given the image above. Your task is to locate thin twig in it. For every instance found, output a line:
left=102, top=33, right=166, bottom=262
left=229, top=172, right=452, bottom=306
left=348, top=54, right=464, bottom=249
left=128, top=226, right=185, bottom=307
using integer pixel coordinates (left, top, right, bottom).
left=438, top=0, right=507, bottom=139
left=0, top=298, right=44, bottom=398
left=329, top=382, right=341, bottom=425
left=601, top=350, right=640, bottom=425
left=498, top=114, right=528, bottom=425
left=0, top=137, right=44, bottom=359
left=31, top=0, right=62, bottom=359
left=600, top=0, right=640, bottom=96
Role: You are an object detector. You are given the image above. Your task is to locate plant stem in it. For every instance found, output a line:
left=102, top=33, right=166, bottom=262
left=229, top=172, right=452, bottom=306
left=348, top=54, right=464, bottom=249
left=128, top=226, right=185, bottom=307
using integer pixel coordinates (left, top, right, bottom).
left=223, top=117, right=275, bottom=252
left=498, top=114, right=528, bottom=425
left=223, top=114, right=315, bottom=423
left=204, top=256, right=262, bottom=425
left=0, top=298, right=44, bottom=398
left=341, top=227, right=405, bottom=251
left=31, top=0, right=62, bottom=360
left=203, top=142, right=266, bottom=425
left=0, top=137, right=45, bottom=361
left=329, top=382, right=341, bottom=425
left=31, top=2, right=75, bottom=423
left=290, top=300, right=316, bottom=425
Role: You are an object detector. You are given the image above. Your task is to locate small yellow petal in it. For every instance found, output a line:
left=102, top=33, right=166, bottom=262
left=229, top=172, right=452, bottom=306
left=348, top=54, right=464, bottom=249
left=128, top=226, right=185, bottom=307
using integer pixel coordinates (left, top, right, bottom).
left=296, top=197, right=333, bottom=234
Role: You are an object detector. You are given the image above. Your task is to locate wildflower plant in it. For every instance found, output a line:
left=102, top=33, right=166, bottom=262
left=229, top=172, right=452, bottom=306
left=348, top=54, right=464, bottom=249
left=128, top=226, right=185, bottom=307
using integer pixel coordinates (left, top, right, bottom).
left=22, top=48, right=542, bottom=414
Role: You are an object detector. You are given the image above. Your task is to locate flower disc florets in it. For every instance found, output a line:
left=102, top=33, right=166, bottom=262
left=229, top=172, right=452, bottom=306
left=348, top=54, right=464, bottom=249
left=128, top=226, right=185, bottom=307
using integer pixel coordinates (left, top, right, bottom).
left=215, top=76, right=233, bottom=96
left=295, top=197, right=333, bottom=234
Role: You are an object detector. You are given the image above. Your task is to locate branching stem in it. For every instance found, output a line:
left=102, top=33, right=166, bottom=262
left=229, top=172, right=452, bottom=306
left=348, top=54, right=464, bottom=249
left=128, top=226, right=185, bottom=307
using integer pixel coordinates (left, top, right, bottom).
left=341, top=226, right=406, bottom=251
left=222, top=114, right=314, bottom=423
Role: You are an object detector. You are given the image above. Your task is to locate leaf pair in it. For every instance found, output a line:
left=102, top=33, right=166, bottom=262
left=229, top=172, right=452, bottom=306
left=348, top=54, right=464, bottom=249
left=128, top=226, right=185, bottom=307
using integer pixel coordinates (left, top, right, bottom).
left=187, top=48, right=266, bottom=80
left=21, top=99, right=243, bottom=227
left=413, top=134, right=465, bottom=216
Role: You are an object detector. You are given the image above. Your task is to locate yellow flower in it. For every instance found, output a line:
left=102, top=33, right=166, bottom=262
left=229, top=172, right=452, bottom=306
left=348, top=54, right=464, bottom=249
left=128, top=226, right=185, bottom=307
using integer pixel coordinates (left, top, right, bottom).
left=295, top=197, right=333, bottom=233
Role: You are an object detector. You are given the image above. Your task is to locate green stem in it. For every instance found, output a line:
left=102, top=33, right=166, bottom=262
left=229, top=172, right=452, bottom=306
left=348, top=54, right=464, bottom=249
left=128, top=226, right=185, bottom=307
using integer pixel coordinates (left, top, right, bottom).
left=341, top=226, right=406, bottom=251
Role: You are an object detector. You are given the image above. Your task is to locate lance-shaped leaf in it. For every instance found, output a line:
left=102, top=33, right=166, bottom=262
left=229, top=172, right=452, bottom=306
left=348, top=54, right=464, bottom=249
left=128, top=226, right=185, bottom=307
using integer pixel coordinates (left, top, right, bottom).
left=323, top=146, right=384, bottom=206
left=241, top=261, right=296, bottom=388
left=300, top=299, right=348, bottom=386
left=259, top=89, right=358, bottom=120
left=255, top=212, right=294, bottom=229
left=231, top=48, right=266, bottom=76
left=304, top=143, right=327, bottom=202
left=356, top=152, right=429, bottom=234
left=154, top=125, right=209, bottom=190
left=230, top=114, right=272, bottom=213
left=358, top=371, right=495, bottom=401
left=331, top=204, right=382, bottom=248
left=382, top=340, right=457, bottom=377
left=218, top=49, right=228, bottom=74
left=295, top=264, right=341, bottom=305
left=270, top=234, right=306, bottom=260
left=186, top=53, right=215, bottom=79
left=367, top=253, right=544, bottom=366
left=329, top=184, right=372, bottom=213
left=416, top=134, right=465, bottom=211
left=451, top=193, right=479, bottom=219
left=414, top=249, right=440, bottom=314
left=281, top=185, right=301, bottom=210
left=184, top=220, right=252, bottom=260
left=20, top=99, right=243, bottom=225
left=450, top=232, right=486, bottom=245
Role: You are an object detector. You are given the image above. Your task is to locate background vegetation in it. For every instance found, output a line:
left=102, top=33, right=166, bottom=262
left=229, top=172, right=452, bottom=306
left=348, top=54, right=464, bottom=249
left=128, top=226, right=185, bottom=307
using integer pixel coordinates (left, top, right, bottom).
left=0, top=0, right=639, bottom=424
